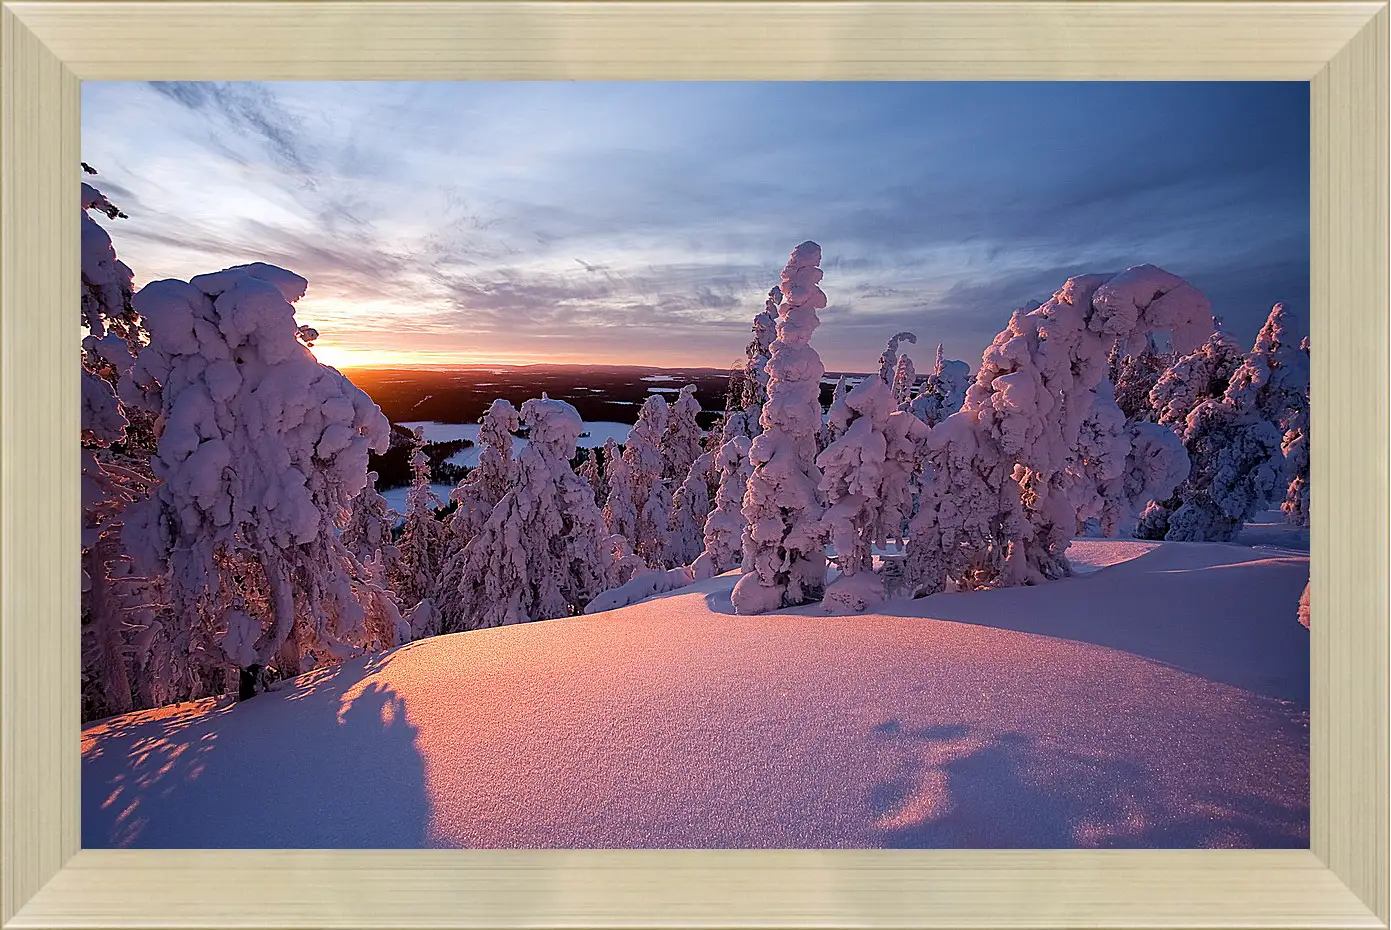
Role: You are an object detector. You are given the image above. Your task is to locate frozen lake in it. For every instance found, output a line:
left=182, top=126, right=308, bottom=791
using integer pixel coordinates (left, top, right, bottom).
left=399, top=420, right=632, bottom=468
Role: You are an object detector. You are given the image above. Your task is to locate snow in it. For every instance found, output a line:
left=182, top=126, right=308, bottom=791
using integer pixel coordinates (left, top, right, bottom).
left=399, top=420, right=631, bottom=468
left=82, top=537, right=1307, bottom=849
left=1064, top=539, right=1161, bottom=575
left=640, top=375, right=678, bottom=382
left=379, top=483, right=451, bottom=514
left=1237, top=509, right=1310, bottom=552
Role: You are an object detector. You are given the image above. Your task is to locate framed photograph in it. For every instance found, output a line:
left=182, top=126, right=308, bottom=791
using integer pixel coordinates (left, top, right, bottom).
left=2, top=1, right=1386, bottom=927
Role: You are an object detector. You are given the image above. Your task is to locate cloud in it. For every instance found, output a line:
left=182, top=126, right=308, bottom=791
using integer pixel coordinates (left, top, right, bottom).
left=83, top=81, right=1308, bottom=369
left=148, top=82, right=316, bottom=181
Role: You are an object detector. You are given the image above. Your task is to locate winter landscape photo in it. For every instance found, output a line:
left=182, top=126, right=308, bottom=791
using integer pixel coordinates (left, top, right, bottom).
left=80, top=81, right=1311, bottom=849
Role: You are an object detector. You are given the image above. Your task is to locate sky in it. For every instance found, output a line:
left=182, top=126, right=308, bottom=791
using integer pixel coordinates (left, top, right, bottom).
left=81, top=82, right=1309, bottom=372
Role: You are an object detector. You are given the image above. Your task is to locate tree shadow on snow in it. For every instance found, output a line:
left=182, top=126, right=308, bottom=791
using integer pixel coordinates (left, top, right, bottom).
left=82, top=654, right=431, bottom=848
left=864, top=720, right=1308, bottom=849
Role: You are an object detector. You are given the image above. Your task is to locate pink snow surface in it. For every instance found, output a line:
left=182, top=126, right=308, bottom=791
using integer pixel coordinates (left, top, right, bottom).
left=83, top=540, right=1308, bottom=850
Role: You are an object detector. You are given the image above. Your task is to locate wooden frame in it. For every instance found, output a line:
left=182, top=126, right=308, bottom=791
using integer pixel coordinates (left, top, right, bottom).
left=2, top=1, right=1386, bottom=926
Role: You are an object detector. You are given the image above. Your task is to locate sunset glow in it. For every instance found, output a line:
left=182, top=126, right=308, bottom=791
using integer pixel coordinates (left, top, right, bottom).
left=82, top=81, right=1309, bottom=371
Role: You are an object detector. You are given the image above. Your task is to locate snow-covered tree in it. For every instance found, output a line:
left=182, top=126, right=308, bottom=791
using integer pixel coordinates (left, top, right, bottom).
left=879, top=410, right=930, bottom=550
left=403, top=598, right=440, bottom=642
left=436, top=399, right=520, bottom=631
left=731, top=241, right=829, bottom=614
left=822, top=374, right=849, bottom=447
left=905, top=412, right=1004, bottom=597
left=625, top=394, right=668, bottom=494
left=669, top=451, right=714, bottom=567
left=392, top=430, right=446, bottom=609
left=906, top=265, right=1213, bottom=595
left=908, top=345, right=971, bottom=426
left=637, top=478, right=675, bottom=567
left=602, top=448, right=640, bottom=543
left=692, top=435, right=753, bottom=578
left=891, top=354, right=917, bottom=408
left=816, top=375, right=896, bottom=613
left=579, top=445, right=604, bottom=504
left=342, top=472, right=400, bottom=568
left=358, top=551, right=411, bottom=646
left=1282, top=374, right=1310, bottom=528
left=877, top=331, right=917, bottom=385
left=80, top=176, right=153, bottom=717
left=597, top=436, right=622, bottom=497
left=1110, top=343, right=1174, bottom=422
left=662, top=384, right=704, bottom=481
left=444, top=399, right=519, bottom=547
left=1149, top=330, right=1245, bottom=429
left=741, top=286, right=781, bottom=410
left=1139, top=305, right=1305, bottom=543
left=1297, top=581, right=1310, bottom=629
left=1075, top=385, right=1190, bottom=538
left=452, top=395, right=610, bottom=628
left=1136, top=399, right=1284, bottom=542
left=122, top=264, right=393, bottom=690
left=1225, top=303, right=1309, bottom=428
left=624, top=394, right=670, bottom=557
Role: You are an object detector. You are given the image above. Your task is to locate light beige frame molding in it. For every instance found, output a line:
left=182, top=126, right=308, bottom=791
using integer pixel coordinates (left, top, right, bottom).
left=2, top=1, right=1387, bottom=926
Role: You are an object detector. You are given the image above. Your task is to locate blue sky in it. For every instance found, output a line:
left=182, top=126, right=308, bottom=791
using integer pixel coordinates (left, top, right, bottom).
left=81, top=81, right=1308, bottom=371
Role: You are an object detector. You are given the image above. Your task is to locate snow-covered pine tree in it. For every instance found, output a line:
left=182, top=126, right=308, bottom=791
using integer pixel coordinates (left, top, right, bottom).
left=1148, top=330, right=1245, bottom=429
left=731, top=241, right=829, bottom=614
left=579, top=445, right=604, bottom=504
left=877, top=331, right=917, bottom=385
left=669, top=450, right=715, bottom=568
left=80, top=176, right=151, bottom=718
left=822, top=374, right=849, bottom=447
left=342, top=471, right=400, bottom=568
left=891, top=354, right=917, bottom=408
left=1137, top=305, right=1301, bottom=542
left=391, top=429, right=447, bottom=610
left=741, top=286, right=781, bottom=410
left=1225, top=303, right=1309, bottom=428
left=598, top=436, right=623, bottom=500
left=662, top=384, right=704, bottom=481
left=436, top=398, right=520, bottom=631
left=624, top=393, right=670, bottom=557
left=625, top=394, right=668, bottom=496
left=1298, top=581, right=1310, bottom=629
left=692, top=435, right=754, bottom=578
left=907, top=265, right=1213, bottom=595
left=122, top=264, right=394, bottom=690
left=1073, top=384, right=1191, bottom=537
left=1282, top=337, right=1310, bottom=527
left=602, top=447, right=641, bottom=543
left=816, top=374, right=896, bottom=613
left=1110, top=342, right=1175, bottom=422
left=878, top=409, right=930, bottom=550
left=444, top=399, right=519, bottom=547
left=637, top=477, right=675, bottom=567
left=453, top=395, right=610, bottom=628
left=907, top=345, right=971, bottom=426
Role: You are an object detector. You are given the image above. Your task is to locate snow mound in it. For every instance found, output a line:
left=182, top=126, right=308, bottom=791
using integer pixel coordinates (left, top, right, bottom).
left=83, top=540, right=1307, bottom=850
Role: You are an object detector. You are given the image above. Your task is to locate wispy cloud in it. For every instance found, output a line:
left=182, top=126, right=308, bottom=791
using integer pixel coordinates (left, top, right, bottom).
left=81, top=81, right=1309, bottom=370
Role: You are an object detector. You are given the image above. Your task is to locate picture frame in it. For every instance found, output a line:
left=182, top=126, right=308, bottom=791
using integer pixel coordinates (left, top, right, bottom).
left=2, top=1, right=1386, bottom=926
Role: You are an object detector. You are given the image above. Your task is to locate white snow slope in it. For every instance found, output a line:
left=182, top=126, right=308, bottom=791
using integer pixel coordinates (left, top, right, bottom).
left=83, top=539, right=1308, bottom=849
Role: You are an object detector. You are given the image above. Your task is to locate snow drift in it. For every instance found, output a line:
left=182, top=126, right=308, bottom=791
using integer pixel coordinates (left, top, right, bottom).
left=83, top=539, right=1308, bottom=850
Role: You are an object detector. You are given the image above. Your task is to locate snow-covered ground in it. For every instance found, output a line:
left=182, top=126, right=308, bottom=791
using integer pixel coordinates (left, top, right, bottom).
left=399, top=420, right=631, bottom=468
left=82, top=538, right=1308, bottom=850
left=1237, top=508, right=1309, bottom=552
